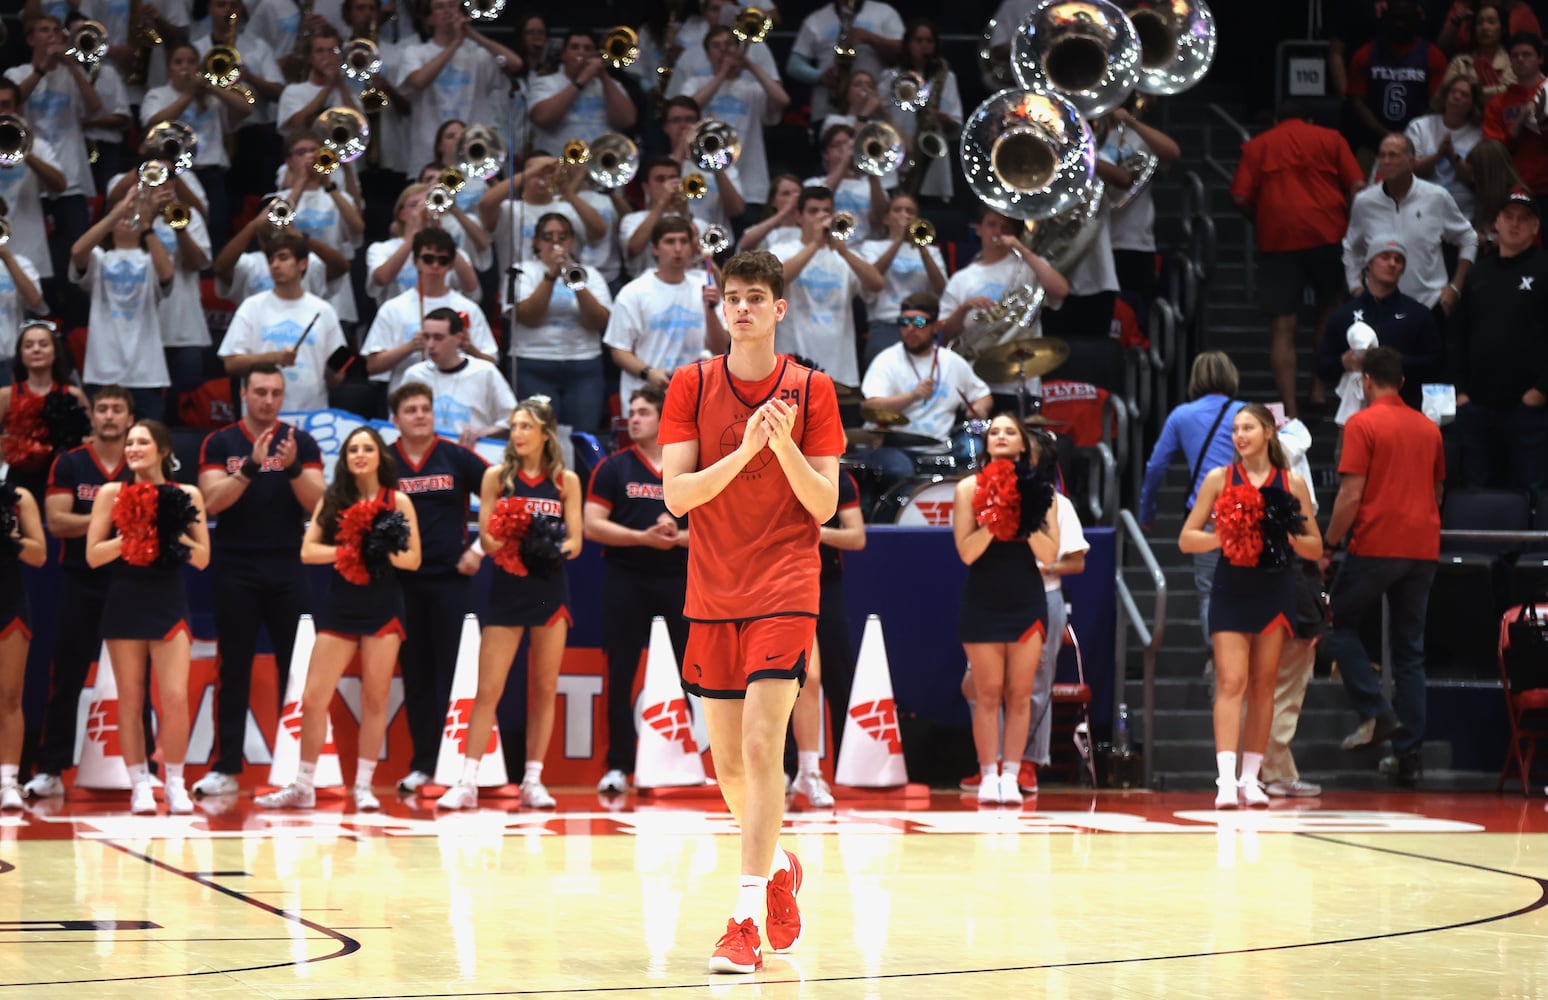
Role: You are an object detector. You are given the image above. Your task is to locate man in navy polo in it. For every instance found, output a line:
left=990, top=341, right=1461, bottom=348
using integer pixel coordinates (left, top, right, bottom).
left=192, top=364, right=327, bottom=797
left=584, top=384, right=690, bottom=795
left=387, top=381, right=490, bottom=794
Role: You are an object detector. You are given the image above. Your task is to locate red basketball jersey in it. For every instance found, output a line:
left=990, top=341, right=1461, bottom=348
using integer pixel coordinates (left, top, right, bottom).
left=659, top=355, right=846, bottom=621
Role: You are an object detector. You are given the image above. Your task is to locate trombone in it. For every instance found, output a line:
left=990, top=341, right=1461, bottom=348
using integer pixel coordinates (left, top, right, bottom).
left=602, top=27, right=639, bottom=69
left=341, top=36, right=388, bottom=112
left=854, top=121, right=904, bottom=177
left=67, top=19, right=109, bottom=69
left=0, top=115, right=31, bottom=169
left=561, top=133, right=638, bottom=190
left=456, top=125, right=506, bottom=180
left=267, top=196, right=296, bottom=227
left=141, top=121, right=197, bottom=174
left=732, top=7, right=771, bottom=44
left=202, top=46, right=257, bottom=104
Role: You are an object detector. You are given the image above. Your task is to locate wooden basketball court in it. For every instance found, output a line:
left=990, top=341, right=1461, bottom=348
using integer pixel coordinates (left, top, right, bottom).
left=1, top=789, right=1544, bottom=998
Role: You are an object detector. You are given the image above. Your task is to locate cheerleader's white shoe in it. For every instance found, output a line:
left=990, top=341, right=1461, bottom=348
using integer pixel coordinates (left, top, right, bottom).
left=1238, top=779, right=1271, bottom=808
left=131, top=781, right=158, bottom=815
left=1215, top=778, right=1240, bottom=810
left=165, top=780, right=194, bottom=815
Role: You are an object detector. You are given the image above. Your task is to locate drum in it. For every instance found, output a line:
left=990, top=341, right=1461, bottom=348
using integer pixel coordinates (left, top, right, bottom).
left=872, top=475, right=961, bottom=526
left=950, top=419, right=991, bottom=470
left=911, top=450, right=956, bottom=476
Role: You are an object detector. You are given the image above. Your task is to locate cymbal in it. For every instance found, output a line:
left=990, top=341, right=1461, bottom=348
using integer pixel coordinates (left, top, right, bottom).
left=834, top=383, right=864, bottom=406
left=861, top=407, right=909, bottom=428
left=843, top=427, right=882, bottom=450
left=972, top=337, right=1070, bottom=383
left=1022, top=413, right=1070, bottom=429
left=881, top=429, right=941, bottom=449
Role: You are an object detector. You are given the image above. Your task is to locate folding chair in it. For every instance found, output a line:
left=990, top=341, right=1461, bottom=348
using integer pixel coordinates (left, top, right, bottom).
left=1051, top=615, right=1097, bottom=787
left=1496, top=603, right=1548, bottom=795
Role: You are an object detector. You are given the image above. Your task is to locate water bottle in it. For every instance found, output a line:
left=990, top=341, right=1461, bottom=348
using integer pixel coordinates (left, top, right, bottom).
left=1115, top=703, right=1132, bottom=754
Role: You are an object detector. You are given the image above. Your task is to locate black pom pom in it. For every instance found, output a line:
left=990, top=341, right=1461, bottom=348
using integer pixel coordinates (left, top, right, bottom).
left=361, top=509, right=411, bottom=578
left=152, top=484, right=198, bottom=569
left=40, top=392, right=90, bottom=451
left=1258, top=484, right=1305, bottom=570
left=519, top=515, right=567, bottom=579
left=1015, top=463, right=1056, bottom=540
left=0, top=481, right=20, bottom=558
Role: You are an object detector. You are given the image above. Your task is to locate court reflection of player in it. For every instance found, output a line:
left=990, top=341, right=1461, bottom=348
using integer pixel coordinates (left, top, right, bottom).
left=953, top=413, right=1058, bottom=808
left=85, top=420, right=211, bottom=816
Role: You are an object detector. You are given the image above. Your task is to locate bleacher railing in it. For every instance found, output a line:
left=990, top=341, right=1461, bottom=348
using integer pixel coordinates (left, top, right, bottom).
left=1115, top=508, right=1167, bottom=789
left=1201, top=103, right=1254, bottom=302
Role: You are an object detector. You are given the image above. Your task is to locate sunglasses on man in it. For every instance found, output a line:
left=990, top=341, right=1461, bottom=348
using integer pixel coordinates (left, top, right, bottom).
left=897, top=315, right=933, bottom=328
left=419, top=253, right=453, bottom=266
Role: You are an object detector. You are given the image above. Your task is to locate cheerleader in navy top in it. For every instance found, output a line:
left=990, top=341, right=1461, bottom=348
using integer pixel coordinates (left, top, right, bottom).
left=0, top=323, right=92, bottom=502
left=952, top=414, right=1060, bottom=808
left=1180, top=404, right=1321, bottom=811
left=0, top=481, right=47, bottom=810
left=437, top=397, right=583, bottom=813
left=258, top=427, right=421, bottom=813
left=84, top=420, right=210, bottom=816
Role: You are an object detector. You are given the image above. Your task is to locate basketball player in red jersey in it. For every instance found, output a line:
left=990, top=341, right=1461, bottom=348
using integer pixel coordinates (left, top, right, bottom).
left=660, top=249, right=845, bottom=974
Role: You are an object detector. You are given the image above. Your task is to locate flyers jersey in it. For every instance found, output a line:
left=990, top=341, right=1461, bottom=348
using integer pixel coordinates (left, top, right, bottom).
left=660, top=355, right=846, bottom=622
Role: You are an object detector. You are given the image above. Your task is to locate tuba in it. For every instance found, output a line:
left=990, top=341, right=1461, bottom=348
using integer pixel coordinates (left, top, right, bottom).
left=854, top=121, right=905, bottom=177
left=979, top=17, right=1014, bottom=92
left=267, top=196, right=296, bottom=227
left=456, top=124, right=506, bottom=180
left=1024, top=182, right=1108, bottom=273
left=1011, top=0, right=1141, bottom=119
left=67, top=19, right=110, bottom=68
left=959, top=87, right=1097, bottom=221
left=1122, top=0, right=1216, bottom=96
left=732, top=7, right=772, bottom=44
left=0, top=115, right=31, bottom=169
left=141, top=121, right=197, bottom=173
left=315, top=106, right=371, bottom=162
left=602, top=27, right=639, bottom=69
left=688, top=119, right=740, bottom=172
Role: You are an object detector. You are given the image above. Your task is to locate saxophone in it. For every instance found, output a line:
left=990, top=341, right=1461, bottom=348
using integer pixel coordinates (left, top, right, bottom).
left=900, top=58, right=949, bottom=197
left=126, top=0, right=162, bottom=87
left=286, top=0, right=315, bottom=84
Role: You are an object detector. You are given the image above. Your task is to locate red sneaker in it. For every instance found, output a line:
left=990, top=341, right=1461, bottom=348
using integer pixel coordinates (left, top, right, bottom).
left=708, top=917, right=763, bottom=973
left=958, top=772, right=982, bottom=792
left=1018, top=760, right=1039, bottom=795
left=765, top=851, right=804, bottom=953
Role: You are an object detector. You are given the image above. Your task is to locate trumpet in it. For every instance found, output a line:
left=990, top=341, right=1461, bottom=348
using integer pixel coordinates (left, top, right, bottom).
left=439, top=166, right=467, bottom=193
left=680, top=172, right=708, bottom=200
left=315, top=106, right=370, bottom=163
left=267, top=196, right=296, bottom=227
left=908, top=219, right=935, bottom=247
left=456, top=124, right=506, bottom=180
left=732, top=7, right=771, bottom=44
left=139, top=159, right=170, bottom=188
left=67, top=19, right=109, bottom=68
left=163, top=202, right=192, bottom=230
left=602, top=26, right=639, bottom=69
left=700, top=224, right=730, bottom=256
left=0, top=115, right=30, bottom=169
left=854, top=121, right=905, bottom=177
left=562, top=138, right=590, bottom=165
left=829, top=211, right=857, bottom=242
left=688, top=119, right=740, bottom=172
left=141, top=121, right=197, bottom=173
left=341, top=37, right=381, bottom=80
left=1011, top=0, right=1141, bottom=119
left=463, top=0, right=506, bottom=19
left=560, top=255, right=587, bottom=290
left=311, top=145, right=340, bottom=176
left=889, top=70, right=933, bottom=113
left=360, top=87, right=389, bottom=114
left=425, top=184, right=456, bottom=215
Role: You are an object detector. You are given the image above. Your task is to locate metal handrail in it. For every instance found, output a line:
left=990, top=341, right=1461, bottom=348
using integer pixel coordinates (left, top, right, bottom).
left=1115, top=508, right=1166, bottom=789
left=1439, top=529, right=1548, bottom=544
left=1201, top=103, right=1257, bottom=301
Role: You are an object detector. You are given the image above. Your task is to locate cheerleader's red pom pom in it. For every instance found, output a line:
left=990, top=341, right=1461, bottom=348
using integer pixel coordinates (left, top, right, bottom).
left=114, top=482, right=162, bottom=566
left=2, top=391, right=50, bottom=472
left=487, top=496, right=533, bottom=576
left=973, top=458, right=1021, bottom=542
left=1212, top=482, right=1265, bottom=568
left=334, top=496, right=385, bottom=586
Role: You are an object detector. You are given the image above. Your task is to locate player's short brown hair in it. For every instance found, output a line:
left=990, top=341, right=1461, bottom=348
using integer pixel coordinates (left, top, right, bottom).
left=721, top=249, right=784, bottom=299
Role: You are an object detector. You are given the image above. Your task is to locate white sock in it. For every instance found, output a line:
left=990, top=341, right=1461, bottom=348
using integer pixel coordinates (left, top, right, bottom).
left=769, top=847, right=791, bottom=879
left=0, top=764, right=18, bottom=786
left=296, top=760, right=318, bottom=790
left=1216, top=751, right=1238, bottom=785
left=981, top=762, right=999, bottom=780
left=460, top=756, right=480, bottom=785
left=1240, top=752, right=1263, bottom=785
left=523, top=761, right=543, bottom=785
left=128, top=763, right=150, bottom=786
left=732, top=876, right=767, bottom=924
left=165, top=763, right=184, bottom=785
left=797, top=751, right=820, bottom=776
left=356, top=758, right=377, bottom=789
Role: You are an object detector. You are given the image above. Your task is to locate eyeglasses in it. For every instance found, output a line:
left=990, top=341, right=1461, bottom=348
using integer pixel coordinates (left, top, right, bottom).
left=419, top=253, right=454, bottom=266
left=537, top=231, right=571, bottom=242
left=897, top=315, right=932, bottom=328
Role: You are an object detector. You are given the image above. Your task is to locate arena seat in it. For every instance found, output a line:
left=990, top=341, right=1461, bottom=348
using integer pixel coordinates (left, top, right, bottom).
left=1426, top=489, right=1532, bottom=675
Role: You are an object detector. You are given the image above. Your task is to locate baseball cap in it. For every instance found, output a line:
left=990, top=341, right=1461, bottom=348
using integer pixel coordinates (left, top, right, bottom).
left=1505, top=187, right=1541, bottom=217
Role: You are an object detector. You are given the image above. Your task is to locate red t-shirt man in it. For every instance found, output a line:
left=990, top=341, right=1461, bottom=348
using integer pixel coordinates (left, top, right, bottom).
left=1337, top=394, right=1445, bottom=560
left=1230, top=117, right=1365, bottom=253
